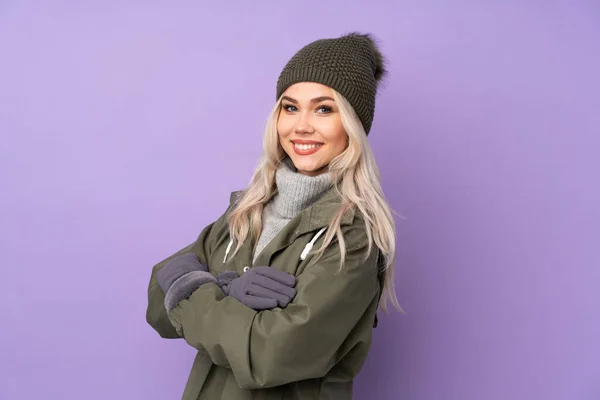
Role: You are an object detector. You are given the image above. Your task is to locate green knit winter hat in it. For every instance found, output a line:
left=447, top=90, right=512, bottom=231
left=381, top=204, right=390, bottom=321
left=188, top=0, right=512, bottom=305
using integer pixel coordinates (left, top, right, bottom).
left=276, top=32, right=387, bottom=135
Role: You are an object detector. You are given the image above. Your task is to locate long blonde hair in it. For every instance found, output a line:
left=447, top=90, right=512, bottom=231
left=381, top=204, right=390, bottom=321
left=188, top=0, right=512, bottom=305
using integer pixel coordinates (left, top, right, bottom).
left=227, top=90, right=402, bottom=313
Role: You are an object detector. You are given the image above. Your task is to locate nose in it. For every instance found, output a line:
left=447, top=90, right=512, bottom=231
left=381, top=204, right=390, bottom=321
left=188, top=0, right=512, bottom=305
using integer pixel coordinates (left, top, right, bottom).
left=293, top=111, right=315, bottom=134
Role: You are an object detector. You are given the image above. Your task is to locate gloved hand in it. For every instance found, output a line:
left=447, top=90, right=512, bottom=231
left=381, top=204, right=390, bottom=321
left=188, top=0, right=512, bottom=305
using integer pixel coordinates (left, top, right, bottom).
left=157, top=252, right=207, bottom=294
left=216, top=270, right=240, bottom=290
left=157, top=252, right=216, bottom=312
left=217, top=266, right=297, bottom=310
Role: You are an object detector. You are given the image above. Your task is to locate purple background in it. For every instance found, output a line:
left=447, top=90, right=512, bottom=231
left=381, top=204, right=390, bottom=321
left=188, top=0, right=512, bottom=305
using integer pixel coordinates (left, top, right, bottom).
left=1, top=1, right=599, bottom=399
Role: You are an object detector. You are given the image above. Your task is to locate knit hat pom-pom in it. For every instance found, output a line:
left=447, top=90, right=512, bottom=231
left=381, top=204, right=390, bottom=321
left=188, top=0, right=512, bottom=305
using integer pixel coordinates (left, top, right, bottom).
left=345, top=32, right=387, bottom=83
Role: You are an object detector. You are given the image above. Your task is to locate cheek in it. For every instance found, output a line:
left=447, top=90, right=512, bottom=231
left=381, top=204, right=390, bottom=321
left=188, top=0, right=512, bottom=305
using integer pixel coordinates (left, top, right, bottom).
left=322, top=121, right=347, bottom=151
left=332, top=135, right=348, bottom=154
left=277, top=115, right=292, bottom=138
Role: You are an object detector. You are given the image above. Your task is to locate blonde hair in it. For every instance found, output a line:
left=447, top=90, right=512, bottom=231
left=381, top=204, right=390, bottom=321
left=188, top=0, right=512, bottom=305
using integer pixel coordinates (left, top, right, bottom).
left=227, top=90, right=403, bottom=313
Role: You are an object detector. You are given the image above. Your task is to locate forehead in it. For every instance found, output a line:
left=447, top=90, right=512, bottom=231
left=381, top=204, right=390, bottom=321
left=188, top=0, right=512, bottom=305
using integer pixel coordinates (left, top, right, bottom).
left=282, top=82, right=334, bottom=99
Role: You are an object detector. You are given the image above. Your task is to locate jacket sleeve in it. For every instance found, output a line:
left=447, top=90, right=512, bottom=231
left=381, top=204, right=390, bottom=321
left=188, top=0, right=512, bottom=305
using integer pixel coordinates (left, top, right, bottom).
left=145, top=220, right=215, bottom=339
left=146, top=193, right=240, bottom=338
left=167, top=231, right=380, bottom=388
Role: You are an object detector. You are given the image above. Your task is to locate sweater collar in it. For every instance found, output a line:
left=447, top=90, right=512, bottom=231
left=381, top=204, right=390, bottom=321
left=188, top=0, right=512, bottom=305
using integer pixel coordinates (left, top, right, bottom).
left=272, top=157, right=333, bottom=218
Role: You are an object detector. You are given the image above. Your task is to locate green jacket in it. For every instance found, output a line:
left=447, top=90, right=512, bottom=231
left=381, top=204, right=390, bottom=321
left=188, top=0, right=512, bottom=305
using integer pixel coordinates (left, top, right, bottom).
left=146, top=187, right=382, bottom=399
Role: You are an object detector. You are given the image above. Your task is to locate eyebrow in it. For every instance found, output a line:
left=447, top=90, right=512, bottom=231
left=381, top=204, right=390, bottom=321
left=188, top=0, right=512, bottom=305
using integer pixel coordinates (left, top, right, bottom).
left=281, top=95, right=335, bottom=104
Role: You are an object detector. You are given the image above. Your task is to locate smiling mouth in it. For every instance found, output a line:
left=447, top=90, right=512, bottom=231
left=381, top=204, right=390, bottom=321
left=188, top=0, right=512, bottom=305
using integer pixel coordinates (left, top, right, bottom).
left=291, top=140, right=324, bottom=156
left=294, top=142, right=322, bottom=151
left=292, top=139, right=323, bottom=148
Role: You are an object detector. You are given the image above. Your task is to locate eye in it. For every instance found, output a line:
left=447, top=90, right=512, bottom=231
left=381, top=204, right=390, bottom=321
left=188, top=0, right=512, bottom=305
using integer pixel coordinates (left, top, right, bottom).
left=316, top=105, right=333, bottom=114
left=282, top=104, right=298, bottom=112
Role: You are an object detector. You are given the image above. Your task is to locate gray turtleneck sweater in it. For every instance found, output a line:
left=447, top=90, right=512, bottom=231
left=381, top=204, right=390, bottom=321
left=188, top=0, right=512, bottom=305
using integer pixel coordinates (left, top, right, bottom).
left=253, top=158, right=332, bottom=263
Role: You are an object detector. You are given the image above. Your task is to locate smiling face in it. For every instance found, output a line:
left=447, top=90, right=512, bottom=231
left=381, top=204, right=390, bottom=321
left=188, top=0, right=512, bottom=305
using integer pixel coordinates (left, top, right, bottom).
left=277, top=82, right=348, bottom=176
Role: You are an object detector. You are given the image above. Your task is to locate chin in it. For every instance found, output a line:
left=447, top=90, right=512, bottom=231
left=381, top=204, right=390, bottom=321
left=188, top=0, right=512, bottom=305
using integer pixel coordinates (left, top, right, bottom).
left=294, top=160, right=329, bottom=175
left=289, top=157, right=314, bottom=170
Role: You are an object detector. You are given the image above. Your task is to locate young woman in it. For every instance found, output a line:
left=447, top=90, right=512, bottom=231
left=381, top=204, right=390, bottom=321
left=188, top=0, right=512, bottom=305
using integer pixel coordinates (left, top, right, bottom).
left=146, top=32, right=400, bottom=400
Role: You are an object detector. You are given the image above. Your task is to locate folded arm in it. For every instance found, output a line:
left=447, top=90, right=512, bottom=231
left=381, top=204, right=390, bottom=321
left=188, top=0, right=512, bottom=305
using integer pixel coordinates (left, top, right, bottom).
left=168, top=237, right=380, bottom=389
left=146, top=217, right=219, bottom=338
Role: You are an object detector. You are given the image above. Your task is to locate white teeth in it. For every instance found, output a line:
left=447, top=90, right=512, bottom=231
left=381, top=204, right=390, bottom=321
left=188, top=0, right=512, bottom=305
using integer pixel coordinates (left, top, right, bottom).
left=294, top=143, right=320, bottom=151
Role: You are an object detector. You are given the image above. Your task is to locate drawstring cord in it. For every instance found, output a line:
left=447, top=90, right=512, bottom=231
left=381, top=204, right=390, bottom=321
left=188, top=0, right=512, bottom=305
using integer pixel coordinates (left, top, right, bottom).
left=300, top=227, right=327, bottom=261
left=222, top=227, right=328, bottom=264
left=223, top=239, right=234, bottom=263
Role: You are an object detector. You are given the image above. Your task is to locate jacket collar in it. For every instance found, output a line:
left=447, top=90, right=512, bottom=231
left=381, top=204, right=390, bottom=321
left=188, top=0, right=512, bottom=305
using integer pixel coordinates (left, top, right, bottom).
left=228, top=186, right=357, bottom=268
